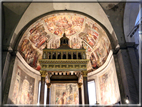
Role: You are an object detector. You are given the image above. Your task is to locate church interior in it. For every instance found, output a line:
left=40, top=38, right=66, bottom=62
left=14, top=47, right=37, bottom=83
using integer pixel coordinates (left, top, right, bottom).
left=1, top=1, right=141, bottom=106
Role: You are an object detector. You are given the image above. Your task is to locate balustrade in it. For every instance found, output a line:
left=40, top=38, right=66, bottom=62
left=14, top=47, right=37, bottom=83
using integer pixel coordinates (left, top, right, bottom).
left=43, top=50, right=86, bottom=59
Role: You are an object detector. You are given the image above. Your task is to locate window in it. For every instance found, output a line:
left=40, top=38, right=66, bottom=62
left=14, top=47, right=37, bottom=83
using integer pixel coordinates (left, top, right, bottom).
left=88, top=81, right=96, bottom=105
left=134, top=8, right=142, bottom=54
left=135, top=8, right=142, bottom=25
left=37, top=81, right=47, bottom=105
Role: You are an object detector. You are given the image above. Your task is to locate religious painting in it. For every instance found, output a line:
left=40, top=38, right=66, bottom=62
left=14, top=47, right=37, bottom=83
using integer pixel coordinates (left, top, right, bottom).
left=12, top=66, right=35, bottom=104
left=44, top=14, right=84, bottom=36
left=102, top=36, right=111, bottom=53
left=90, top=42, right=110, bottom=69
left=79, top=33, right=95, bottom=48
left=90, top=52, right=98, bottom=69
left=29, top=24, right=50, bottom=50
left=53, top=83, right=79, bottom=105
left=92, top=24, right=99, bottom=32
left=19, top=39, right=41, bottom=69
left=99, top=64, right=120, bottom=105
left=12, top=68, right=21, bottom=104
left=18, top=12, right=111, bottom=72
left=69, top=36, right=82, bottom=49
left=84, top=44, right=92, bottom=53
left=48, top=36, right=60, bottom=49
left=87, top=29, right=99, bottom=44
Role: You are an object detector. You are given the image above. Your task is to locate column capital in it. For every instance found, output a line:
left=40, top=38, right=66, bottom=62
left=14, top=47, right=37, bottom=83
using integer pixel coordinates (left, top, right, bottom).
left=78, top=83, right=83, bottom=88
left=40, top=70, right=47, bottom=77
left=81, top=70, right=88, bottom=77
left=46, top=83, right=51, bottom=88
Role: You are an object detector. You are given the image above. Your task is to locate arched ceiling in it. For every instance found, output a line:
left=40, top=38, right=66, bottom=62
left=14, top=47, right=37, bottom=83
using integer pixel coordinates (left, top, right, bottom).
left=18, top=12, right=111, bottom=71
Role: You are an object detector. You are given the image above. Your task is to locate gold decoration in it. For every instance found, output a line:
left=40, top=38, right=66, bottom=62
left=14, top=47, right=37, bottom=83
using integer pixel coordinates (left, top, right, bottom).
left=40, top=70, right=47, bottom=77
left=39, top=33, right=89, bottom=74
left=46, top=83, right=51, bottom=88
left=81, top=71, right=88, bottom=77
left=78, top=83, right=83, bottom=88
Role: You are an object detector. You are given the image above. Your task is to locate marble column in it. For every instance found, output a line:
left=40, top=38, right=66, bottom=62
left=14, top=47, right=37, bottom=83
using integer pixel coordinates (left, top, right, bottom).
left=40, top=70, right=46, bottom=104
left=46, top=83, right=51, bottom=104
left=78, top=83, right=82, bottom=104
left=82, top=71, right=89, bottom=104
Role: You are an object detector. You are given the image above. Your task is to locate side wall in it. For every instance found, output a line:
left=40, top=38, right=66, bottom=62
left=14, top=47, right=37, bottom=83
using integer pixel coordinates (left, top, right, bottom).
left=88, top=51, right=121, bottom=105
left=7, top=53, right=40, bottom=104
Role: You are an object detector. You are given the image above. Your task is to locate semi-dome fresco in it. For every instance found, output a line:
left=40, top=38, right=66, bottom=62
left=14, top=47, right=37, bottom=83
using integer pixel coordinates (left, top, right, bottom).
left=18, top=12, right=111, bottom=71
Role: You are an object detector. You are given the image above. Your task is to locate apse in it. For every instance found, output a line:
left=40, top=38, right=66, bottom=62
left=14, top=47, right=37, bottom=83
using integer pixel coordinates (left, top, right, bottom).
left=18, top=12, right=111, bottom=72
left=7, top=11, right=120, bottom=105
left=3, top=2, right=139, bottom=106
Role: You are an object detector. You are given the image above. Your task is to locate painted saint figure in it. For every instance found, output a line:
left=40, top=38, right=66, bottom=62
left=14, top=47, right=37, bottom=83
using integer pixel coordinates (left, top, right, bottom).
left=61, top=92, right=67, bottom=104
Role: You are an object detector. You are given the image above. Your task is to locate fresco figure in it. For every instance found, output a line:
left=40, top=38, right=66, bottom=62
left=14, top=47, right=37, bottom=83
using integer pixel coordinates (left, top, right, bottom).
left=11, top=67, right=35, bottom=104
left=61, top=92, right=67, bottom=104
left=54, top=84, right=78, bottom=105
left=12, top=78, right=20, bottom=104
left=19, top=76, right=29, bottom=104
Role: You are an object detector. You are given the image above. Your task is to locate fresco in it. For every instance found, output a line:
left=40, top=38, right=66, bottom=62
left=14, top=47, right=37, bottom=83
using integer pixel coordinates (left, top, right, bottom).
left=44, top=14, right=84, bottom=36
left=89, top=37, right=110, bottom=68
left=18, top=12, right=111, bottom=71
left=99, top=65, right=119, bottom=105
left=29, top=24, right=50, bottom=50
left=12, top=66, right=35, bottom=104
left=53, top=83, right=79, bottom=105
left=19, top=39, right=41, bottom=70
left=48, top=36, right=60, bottom=49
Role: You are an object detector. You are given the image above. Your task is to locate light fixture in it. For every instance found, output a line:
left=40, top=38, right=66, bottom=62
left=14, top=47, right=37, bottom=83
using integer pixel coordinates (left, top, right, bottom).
left=125, top=95, right=129, bottom=104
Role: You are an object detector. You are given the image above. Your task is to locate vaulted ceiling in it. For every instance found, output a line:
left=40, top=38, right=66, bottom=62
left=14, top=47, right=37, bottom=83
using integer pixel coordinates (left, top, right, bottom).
left=2, top=2, right=140, bottom=71
left=18, top=12, right=111, bottom=71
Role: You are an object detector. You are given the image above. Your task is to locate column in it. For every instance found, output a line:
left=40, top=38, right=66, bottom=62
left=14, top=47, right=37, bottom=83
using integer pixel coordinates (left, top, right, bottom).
left=66, top=52, right=68, bottom=59
left=71, top=52, right=73, bottom=59
left=78, top=83, right=82, bottom=104
left=83, top=52, right=86, bottom=59
left=47, top=52, right=49, bottom=59
left=3, top=51, right=16, bottom=104
left=82, top=71, right=89, bottom=104
left=81, top=52, right=83, bottom=59
left=61, top=52, right=63, bottom=59
left=76, top=52, right=78, bottom=59
left=51, top=52, right=53, bottom=59
left=116, top=49, right=139, bottom=103
left=45, top=52, right=48, bottom=59
left=46, top=83, right=51, bottom=104
left=40, top=70, right=46, bottom=104
left=56, top=52, right=58, bottom=59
